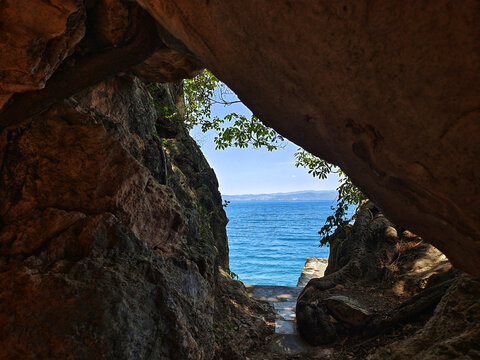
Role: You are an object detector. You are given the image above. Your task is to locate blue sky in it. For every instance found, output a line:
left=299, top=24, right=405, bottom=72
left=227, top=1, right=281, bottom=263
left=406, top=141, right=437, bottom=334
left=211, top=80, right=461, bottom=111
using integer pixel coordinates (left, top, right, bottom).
left=190, top=100, right=340, bottom=195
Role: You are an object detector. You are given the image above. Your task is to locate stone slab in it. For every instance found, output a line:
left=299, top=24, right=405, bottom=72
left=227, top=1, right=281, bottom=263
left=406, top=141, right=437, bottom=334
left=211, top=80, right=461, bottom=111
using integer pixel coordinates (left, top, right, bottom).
left=245, top=285, right=303, bottom=302
left=246, top=285, right=302, bottom=335
left=297, top=257, right=328, bottom=287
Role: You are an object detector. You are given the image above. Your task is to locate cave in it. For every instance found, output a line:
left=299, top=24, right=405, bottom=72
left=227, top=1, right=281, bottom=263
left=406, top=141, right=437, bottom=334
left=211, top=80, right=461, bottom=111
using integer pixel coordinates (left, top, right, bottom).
left=0, top=1, right=479, bottom=359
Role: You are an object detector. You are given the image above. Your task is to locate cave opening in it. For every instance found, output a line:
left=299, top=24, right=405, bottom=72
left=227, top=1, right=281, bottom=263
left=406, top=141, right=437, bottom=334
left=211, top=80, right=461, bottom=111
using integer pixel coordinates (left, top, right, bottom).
left=185, top=83, right=345, bottom=287
left=1, top=2, right=479, bottom=359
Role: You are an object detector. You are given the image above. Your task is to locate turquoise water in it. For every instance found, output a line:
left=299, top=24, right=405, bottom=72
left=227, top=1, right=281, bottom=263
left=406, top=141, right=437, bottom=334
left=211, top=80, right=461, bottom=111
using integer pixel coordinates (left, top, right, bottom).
left=226, top=200, right=338, bottom=286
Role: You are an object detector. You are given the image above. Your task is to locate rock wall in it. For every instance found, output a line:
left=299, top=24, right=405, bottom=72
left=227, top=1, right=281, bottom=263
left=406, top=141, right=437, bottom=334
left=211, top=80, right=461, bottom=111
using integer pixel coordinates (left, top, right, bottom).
left=1, top=2, right=480, bottom=358
left=1, top=0, right=480, bottom=277
left=296, top=201, right=480, bottom=359
left=0, top=0, right=86, bottom=108
left=0, top=75, right=271, bottom=359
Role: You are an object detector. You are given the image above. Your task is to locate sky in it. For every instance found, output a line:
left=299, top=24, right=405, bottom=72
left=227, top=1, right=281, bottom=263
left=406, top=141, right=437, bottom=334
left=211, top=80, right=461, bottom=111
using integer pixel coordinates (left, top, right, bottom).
left=190, top=100, right=340, bottom=195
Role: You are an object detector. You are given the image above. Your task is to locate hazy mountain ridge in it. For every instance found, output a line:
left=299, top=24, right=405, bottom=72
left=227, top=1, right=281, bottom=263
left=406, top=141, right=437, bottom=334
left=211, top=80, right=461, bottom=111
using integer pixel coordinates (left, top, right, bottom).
left=222, top=190, right=337, bottom=201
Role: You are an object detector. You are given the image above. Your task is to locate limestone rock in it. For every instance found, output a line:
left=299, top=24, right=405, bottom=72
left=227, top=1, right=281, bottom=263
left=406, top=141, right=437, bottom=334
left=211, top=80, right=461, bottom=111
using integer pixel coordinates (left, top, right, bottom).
left=296, top=294, right=372, bottom=345
left=89, top=0, right=137, bottom=47
left=0, top=75, right=273, bottom=359
left=1, top=2, right=480, bottom=357
left=133, top=48, right=202, bottom=83
left=384, top=226, right=398, bottom=239
left=0, top=0, right=201, bottom=126
left=296, top=201, right=455, bottom=347
left=0, top=0, right=85, bottom=107
left=0, top=220, right=215, bottom=359
left=214, top=271, right=274, bottom=359
left=296, top=298, right=338, bottom=345
left=297, top=257, right=329, bottom=287
left=71, top=75, right=168, bottom=183
left=152, top=82, right=230, bottom=268
left=0, top=102, right=186, bottom=259
left=0, top=102, right=207, bottom=358
left=324, top=296, right=372, bottom=327
left=88, top=0, right=202, bottom=82
left=1, top=0, right=480, bottom=276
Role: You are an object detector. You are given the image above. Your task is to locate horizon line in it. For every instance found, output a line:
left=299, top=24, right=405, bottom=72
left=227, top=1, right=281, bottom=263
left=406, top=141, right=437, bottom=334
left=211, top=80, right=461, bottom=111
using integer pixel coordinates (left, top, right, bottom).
left=221, top=189, right=337, bottom=196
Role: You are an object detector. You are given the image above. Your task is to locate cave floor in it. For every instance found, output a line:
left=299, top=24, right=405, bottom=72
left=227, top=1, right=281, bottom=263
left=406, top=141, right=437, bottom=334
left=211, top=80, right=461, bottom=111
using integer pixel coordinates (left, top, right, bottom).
left=244, top=282, right=426, bottom=360
left=245, top=285, right=334, bottom=359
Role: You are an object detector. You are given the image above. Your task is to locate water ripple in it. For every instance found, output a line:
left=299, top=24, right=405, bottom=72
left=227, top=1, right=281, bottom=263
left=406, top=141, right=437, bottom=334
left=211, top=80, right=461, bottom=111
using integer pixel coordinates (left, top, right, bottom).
left=226, top=200, right=345, bottom=286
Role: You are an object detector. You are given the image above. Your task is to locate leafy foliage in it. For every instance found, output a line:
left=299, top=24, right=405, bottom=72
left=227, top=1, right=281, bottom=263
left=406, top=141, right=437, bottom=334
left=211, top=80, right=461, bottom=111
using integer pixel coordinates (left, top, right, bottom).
left=294, top=149, right=364, bottom=246
left=183, top=70, right=284, bottom=151
left=150, top=69, right=364, bottom=247
left=147, top=83, right=183, bottom=124
left=225, top=267, right=239, bottom=280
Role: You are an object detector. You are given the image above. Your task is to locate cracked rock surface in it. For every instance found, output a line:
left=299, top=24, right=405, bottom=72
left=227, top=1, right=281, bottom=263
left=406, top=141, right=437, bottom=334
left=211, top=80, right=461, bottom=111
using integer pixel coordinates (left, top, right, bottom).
left=0, top=76, right=272, bottom=359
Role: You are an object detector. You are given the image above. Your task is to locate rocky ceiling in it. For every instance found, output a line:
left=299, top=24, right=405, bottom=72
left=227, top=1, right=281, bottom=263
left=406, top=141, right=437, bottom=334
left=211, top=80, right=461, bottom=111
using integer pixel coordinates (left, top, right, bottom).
left=0, top=0, right=479, bottom=276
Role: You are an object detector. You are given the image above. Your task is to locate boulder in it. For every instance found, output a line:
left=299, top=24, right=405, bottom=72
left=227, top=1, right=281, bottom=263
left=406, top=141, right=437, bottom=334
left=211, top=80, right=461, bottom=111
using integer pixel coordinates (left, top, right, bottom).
left=296, top=201, right=455, bottom=347
left=297, top=257, right=329, bottom=287
left=324, top=295, right=372, bottom=327
left=296, top=294, right=372, bottom=345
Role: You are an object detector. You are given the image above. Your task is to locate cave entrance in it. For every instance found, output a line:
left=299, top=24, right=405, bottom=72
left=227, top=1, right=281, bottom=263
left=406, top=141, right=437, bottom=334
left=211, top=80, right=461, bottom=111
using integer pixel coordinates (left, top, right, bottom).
left=190, top=99, right=346, bottom=287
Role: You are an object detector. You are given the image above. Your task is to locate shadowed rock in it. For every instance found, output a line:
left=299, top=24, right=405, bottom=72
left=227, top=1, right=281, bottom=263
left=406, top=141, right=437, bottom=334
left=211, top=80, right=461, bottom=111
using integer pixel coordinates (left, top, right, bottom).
left=324, top=295, right=372, bottom=327
left=0, top=75, right=272, bottom=359
left=1, top=0, right=479, bottom=275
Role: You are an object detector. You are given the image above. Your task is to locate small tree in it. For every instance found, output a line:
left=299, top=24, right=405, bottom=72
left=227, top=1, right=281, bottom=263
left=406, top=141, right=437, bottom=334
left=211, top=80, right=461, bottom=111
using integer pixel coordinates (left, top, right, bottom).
left=183, top=69, right=284, bottom=151
left=151, top=69, right=363, bottom=245
left=294, top=149, right=363, bottom=245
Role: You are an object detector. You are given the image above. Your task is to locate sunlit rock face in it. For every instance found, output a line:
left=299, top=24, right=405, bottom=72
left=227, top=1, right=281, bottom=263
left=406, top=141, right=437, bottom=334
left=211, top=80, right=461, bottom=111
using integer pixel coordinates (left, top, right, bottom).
left=137, top=0, right=480, bottom=277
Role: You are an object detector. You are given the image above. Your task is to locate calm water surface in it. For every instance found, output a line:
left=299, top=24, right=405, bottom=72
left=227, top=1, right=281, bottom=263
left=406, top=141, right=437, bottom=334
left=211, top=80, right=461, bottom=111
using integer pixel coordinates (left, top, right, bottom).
left=226, top=200, right=338, bottom=286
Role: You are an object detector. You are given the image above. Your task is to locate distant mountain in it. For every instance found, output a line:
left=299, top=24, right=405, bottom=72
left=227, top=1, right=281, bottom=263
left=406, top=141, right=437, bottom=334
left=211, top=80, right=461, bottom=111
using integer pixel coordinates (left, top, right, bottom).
left=222, top=190, right=337, bottom=201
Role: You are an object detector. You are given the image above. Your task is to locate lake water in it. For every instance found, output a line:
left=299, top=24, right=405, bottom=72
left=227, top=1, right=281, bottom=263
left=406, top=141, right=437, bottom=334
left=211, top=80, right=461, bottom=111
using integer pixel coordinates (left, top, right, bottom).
left=226, top=200, right=338, bottom=286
